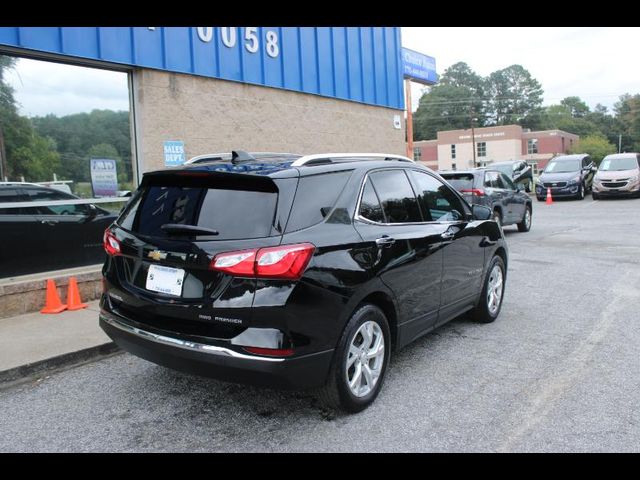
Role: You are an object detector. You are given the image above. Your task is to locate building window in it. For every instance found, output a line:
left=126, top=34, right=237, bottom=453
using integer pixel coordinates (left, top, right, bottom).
left=451, top=144, right=456, bottom=159
left=452, top=163, right=457, bottom=171
left=477, top=142, right=486, bottom=157
left=413, top=147, right=421, bottom=161
left=528, top=138, right=538, bottom=154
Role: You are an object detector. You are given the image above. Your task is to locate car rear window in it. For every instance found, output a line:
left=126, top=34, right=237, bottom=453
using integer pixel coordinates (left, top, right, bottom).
left=440, top=173, right=475, bottom=191
left=285, top=170, right=352, bottom=232
left=118, top=175, right=279, bottom=240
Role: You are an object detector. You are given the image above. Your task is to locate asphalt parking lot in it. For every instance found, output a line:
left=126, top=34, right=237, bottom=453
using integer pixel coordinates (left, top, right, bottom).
left=2, top=195, right=640, bottom=452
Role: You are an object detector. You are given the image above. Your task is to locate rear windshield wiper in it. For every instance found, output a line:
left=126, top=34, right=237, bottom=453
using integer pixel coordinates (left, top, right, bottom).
left=160, top=224, right=219, bottom=236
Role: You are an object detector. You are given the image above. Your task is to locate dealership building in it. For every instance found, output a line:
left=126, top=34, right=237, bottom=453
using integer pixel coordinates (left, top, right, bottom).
left=0, top=27, right=423, bottom=315
left=413, top=124, right=579, bottom=173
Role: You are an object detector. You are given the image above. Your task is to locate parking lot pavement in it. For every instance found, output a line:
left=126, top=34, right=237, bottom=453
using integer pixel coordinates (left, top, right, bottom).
left=1, top=197, right=640, bottom=452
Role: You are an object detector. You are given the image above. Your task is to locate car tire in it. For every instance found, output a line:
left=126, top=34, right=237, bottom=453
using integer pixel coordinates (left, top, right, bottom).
left=470, top=255, right=506, bottom=324
left=318, top=304, right=391, bottom=413
left=525, top=181, right=532, bottom=193
left=517, top=205, right=532, bottom=232
left=492, top=209, right=502, bottom=226
left=536, top=195, right=544, bottom=202
left=592, top=192, right=600, bottom=200
left=576, top=183, right=585, bottom=200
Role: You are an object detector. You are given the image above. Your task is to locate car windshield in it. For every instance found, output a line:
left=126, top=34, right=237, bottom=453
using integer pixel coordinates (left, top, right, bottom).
left=544, top=160, right=580, bottom=173
left=491, top=164, right=512, bottom=176
left=599, top=157, right=639, bottom=171
left=440, top=173, right=475, bottom=191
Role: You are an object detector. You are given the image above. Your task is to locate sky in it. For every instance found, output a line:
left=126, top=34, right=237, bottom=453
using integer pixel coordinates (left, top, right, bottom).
left=3, top=27, right=639, bottom=117
left=401, top=27, right=640, bottom=112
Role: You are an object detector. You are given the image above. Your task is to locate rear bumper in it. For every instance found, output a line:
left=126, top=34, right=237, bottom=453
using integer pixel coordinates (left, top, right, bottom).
left=99, top=308, right=334, bottom=390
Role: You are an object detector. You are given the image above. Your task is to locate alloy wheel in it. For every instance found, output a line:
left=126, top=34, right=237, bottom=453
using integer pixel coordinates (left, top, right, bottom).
left=345, top=321, right=385, bottom=397
left=486, top=264, right=504, bottom=315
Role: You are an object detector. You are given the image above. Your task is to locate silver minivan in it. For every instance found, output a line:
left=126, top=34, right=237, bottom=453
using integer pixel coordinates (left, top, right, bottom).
left=592, top=153, right=640, bottom=199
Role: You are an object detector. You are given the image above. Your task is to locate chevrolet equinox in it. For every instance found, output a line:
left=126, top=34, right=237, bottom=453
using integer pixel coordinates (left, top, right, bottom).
left=99, top=151, right=508, bottom=412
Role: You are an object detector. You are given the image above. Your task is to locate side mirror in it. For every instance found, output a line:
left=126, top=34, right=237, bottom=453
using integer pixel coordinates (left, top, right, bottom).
left=472, top=204, right=492, bottom=220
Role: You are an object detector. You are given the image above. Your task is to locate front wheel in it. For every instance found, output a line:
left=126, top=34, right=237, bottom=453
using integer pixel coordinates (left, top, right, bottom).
left=318, top=304, right=391, bottom=413
left=592, top=192, right=600, bottom=200
left=576, top=183, right=585, bottom=200
left=517, top=205, right=532, bottom=232
left=470, top=255, right=506, bottom=323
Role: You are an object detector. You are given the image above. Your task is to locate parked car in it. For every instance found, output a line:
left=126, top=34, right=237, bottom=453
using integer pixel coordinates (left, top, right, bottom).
left=0, top=183, right=117, bottom=277
left=99, top=151, right=508, bottom=412
left=592, top=153, right=640, bottom=199
left=487, top=160, right=533, bottom=192
left=535, top=154, right=596, bottom=201
left=439, top=169, right=532, bottom=232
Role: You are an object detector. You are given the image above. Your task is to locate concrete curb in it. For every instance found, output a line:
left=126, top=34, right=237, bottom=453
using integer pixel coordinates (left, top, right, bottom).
left=0, top=342, right=122, bottom=390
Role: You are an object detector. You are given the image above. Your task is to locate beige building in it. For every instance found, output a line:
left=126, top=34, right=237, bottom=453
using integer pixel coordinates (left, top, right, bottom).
left=414, top=124, right=579, bottom=172
left=134, top=70, right=406, bottom=174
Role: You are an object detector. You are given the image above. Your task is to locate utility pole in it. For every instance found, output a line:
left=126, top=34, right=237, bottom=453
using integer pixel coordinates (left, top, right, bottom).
left=469, top=108, right=478, bottom=168
left=405, top=78, right=414, bottom=159
left=619, top=134, right=622, bottom=154
left=0, top=124, right=7, bottom=181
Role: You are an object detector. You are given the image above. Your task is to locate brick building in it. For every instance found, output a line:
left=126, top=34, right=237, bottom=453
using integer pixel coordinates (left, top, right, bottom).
left=413, top=124, right=579, bottom=173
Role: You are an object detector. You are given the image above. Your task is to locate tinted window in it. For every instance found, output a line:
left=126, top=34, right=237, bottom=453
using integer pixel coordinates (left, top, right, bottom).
left=369, top=170, right=422, bottom=223
left=492, top=164, right=512, bottom=177
left=358, top=178, right=385, bottom=223
left=0, top=188, right=24, bottom=214
left=24, top=188, right=89, bottom=216
left=119, top=180, right=278, bottom=240
left=545, top=159, right=580, bottom=172
left=599, top=156, right=640, bottom=171
left=440, top=173, right=475, bottom=191
left=286, top=171, right=352, bottom=232
left=410, top=171, right=465, bottom=222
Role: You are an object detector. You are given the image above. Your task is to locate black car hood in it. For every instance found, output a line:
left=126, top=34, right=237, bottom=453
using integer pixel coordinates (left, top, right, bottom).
left=539, top=171, right=579, bottom=182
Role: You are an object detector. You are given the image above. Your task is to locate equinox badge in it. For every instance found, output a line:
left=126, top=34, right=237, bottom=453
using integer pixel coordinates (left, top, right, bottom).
left=147, top=250, right=167, bottom=261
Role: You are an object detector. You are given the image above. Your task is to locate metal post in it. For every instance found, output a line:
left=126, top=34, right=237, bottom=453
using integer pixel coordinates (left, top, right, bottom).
left=471, top=123, right=477, bottom=168
left=619, top=134, right=622, bottom=154
left=405, top=78, right=414, bottom=160
left=0, top=125, right=7, bottom=181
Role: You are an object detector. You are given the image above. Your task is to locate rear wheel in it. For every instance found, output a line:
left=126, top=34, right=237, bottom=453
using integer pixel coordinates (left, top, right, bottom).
left=492, top=209, right=502, bottom=227
left=318, top=304, right=391, bottom=413
left=470, top=255, right=506, bottom=323
left=576, top=183, right=585, bottom=200
left=517, top=205, right=532, bottom=232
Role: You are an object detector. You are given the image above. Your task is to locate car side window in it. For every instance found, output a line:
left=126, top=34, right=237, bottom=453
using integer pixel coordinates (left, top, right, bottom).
left=484, top=171, right=501, bottom=189
left=409, top=171, right=464, bottom=222
left=24, top=188, right=89, bottom=216
left=499, top=173, right=516, bottom=190
left=358, top=178, right=385, bottom=223
left=0, top=188, right=26, bottom=215
left=368, top=170, right=422, bottom=223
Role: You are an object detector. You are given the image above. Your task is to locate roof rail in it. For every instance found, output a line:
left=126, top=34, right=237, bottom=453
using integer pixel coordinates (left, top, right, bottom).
left=290, top=153, right=414, bottom=167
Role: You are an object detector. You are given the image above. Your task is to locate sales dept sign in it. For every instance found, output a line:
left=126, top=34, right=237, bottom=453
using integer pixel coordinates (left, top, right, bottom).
left=164, top=141, right=185, bottom=167
left=90, top=158, right=118, bottom=197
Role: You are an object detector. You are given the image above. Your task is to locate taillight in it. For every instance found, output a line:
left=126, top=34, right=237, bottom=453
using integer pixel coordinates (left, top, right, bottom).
left=210, top=243, right=315, bottom=280
left=243, top=346, right=295, bottom=357
left=461, top=188, right=485, bottom=196
left=103, top=229, right=121, bottom=256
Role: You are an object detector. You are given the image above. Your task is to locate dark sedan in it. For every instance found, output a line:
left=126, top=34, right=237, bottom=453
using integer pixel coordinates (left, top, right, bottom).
left=439, top=169, right=532, bottom=232
left=0, top=183, right=118, bottom=277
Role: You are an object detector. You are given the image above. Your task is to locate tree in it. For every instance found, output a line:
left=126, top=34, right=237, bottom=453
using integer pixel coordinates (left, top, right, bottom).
left=484, top=65, right=544, bottom=127
left=438, top=62, right=487, bottom=124
left=560, top=96, right=590, bottom=118
left=614, top=93, right=640, bottom=152
left=568, top=134, right=616, bottom=164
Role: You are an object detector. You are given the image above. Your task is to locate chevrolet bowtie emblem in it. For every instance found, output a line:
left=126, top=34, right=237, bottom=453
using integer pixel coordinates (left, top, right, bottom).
left=147, top=250, right=167, bottom=261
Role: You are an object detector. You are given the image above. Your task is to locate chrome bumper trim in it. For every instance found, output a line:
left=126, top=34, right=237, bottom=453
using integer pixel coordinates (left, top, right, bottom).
left=100, top=311, right=285, bottom=363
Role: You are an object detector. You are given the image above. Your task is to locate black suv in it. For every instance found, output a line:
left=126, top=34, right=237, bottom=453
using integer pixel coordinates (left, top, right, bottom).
left=99, top=152, right=508, bottom=412
left=439, top=169, right=532, bottom=232
left=0, top=183, right=117, bottom=277
left=489, top=160, right=533, bottom=192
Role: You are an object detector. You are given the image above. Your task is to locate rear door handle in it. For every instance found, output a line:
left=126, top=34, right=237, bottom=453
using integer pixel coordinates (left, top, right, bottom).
left=40, top=220, right=58, bottom=226
left=375, top=236, right=396, bottom=247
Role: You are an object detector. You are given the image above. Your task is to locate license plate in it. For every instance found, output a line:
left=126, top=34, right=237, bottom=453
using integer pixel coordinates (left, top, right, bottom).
left=145, top=264, right=185, bottom=296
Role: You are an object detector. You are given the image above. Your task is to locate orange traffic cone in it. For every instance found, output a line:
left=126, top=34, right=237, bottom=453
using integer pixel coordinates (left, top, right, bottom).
left=546, top=187, right=553, bottom=205
left=40, top=279, right=67, bottom=314
left=66, top=277, right=88, bottom=311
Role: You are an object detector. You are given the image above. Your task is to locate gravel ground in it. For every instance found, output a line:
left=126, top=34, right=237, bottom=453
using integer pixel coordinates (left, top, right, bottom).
left=2, top=195, right=640, bottom=452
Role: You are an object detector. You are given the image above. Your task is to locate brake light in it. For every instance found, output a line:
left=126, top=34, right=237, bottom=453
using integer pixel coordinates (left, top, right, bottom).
left=210, top=243, right=315, bottom=280
left=243, top=346, right=295, bottom=357
left=461, top=188, right=485, bottom=196
left=103, top=229, right=121, bottom=256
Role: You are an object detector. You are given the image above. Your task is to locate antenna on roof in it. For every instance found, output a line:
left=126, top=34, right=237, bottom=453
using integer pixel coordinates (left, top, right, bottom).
left=231, top=150, right=255, bottom=164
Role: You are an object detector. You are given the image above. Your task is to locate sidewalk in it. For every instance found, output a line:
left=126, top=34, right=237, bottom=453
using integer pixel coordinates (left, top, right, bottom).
left=0, top=300, right=119, bottom=386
